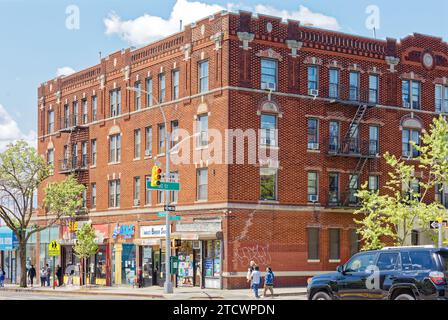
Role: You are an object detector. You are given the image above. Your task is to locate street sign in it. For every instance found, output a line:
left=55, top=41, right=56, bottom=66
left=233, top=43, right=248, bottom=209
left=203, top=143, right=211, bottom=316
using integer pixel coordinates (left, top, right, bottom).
left=430, top=220, right=448, bottom=229
left=147, top=181, right=180, bottom=191
left=157, top=212, right=181, bottom=221
left=48, top=240, right=60, bottom=257
left=164, top=205, right=176, bottom=212
left=157, top=211, right=168, bottom=217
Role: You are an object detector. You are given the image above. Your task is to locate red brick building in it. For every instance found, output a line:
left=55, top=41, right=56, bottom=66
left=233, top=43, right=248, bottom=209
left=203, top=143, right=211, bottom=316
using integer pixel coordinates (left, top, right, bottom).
left=34, top=10, right=448, bottom=288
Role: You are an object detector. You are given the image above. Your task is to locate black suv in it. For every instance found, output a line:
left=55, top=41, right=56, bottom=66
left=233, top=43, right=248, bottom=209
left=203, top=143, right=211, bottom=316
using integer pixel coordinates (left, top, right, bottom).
left=307, top=246, right=448, bottom=300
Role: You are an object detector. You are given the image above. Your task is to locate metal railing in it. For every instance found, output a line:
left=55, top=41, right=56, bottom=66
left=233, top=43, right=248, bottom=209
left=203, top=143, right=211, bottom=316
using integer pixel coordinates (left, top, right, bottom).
left=328, top=85, right=379, bottom=106
left=59, top=115, right=87, bottom=131
left=58, top=157, right=89, bottom=173
left=328, top=139, right=379, bottom=157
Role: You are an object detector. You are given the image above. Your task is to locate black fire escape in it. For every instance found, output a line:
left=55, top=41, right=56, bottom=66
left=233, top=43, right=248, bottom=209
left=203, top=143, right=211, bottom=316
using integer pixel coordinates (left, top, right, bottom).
left=326, top=85, right=379, bottom=208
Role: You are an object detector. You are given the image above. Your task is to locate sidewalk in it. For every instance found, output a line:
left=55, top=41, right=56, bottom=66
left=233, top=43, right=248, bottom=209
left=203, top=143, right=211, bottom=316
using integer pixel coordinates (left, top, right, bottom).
left=0, top=284, right=307, bottom=300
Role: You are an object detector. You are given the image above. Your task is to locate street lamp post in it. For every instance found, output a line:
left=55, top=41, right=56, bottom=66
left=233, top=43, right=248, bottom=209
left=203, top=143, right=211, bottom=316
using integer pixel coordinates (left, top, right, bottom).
left=127, top=86, right=173, bottom=293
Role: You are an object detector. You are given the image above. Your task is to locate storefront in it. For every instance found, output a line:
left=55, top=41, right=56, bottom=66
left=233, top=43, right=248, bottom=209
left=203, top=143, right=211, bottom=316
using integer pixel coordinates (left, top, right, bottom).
left=0, top=226, right=19, bottom=283
left=111, top=224, right=137, bottom=286
left=172, top=219, right=223, bottom=289
left=135, top=225, right=168, bottom=287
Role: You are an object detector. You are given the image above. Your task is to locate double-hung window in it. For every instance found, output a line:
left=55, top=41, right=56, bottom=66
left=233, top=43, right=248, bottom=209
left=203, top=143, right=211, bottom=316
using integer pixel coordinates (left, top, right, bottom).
left=91, top=183, right=96, bottom=208
left=402, top=80, right=421, bottom=109
left=435, top=85, right=448, bottom=113
left=172, top=70, right=179, bottom=100
left=158, top=124, right=166, bottom=154
left=91, top=139, right=97, bottom=166
left=134, top=129, right=141, bottom=159
left=108, top=179, right=120, bottom=208
left=82, top=99, right=88, bottom=124
left=133, top=177, right=141, bottom=206
left=81, top=141, right=88, bottom=167
left=328, top=173, right=339, bottom=204
left=145, top=126, right=152, bottom=157
left=110, top=89, right=121, bottom=116
left=197, top=168, right=208, bottom=200
left=197, top=114, right=208, bottom=147
left=329, top=121, right=339, bottom=153
left=307, top=118, right=319, bottom=150
left=329, top=69, right=339, bottom=98
left=402, top=128, right=420, bottom=158
left=146, top=78, right=153, bottom=107
left=73, top=101, right=78, bottom=126
left=369, top=125, right=379, bottom=155
left=308, top=66, right=318, bottom=93
left=91, top=96, right=97, bottom=121
left=261, top=59, right=277, bottom=90
left=260, top=168, right=277, bottom=201
left=109, top=134, right=121, bottom=163
left=369, top=74, right=379, bottom=103
left=199, top=61, right=209, bottom=93
left=307, top=172, right=318, bottom=201
left=134, top=81, right=141, bottom=110
left=349, top=72, right=360, bottom=101
left=48, top=111, right=54, bottom=133
left=260, top=114, right=277, bottom=147
left=158, top=74, right=166, bottom=103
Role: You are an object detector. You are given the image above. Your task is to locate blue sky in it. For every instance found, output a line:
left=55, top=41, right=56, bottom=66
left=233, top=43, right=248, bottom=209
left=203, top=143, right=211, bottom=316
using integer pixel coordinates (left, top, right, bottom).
left=0, top=0, right=447, bottom=148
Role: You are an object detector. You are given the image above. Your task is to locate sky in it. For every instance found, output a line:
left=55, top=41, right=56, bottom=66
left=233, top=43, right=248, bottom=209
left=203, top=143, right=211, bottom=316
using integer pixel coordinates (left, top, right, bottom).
left=0, top=0, right=447, bottom=150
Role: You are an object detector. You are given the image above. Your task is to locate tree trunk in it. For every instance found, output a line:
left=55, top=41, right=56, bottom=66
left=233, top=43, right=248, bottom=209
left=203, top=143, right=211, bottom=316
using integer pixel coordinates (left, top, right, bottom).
left=19, top=242, right=27, bottom=288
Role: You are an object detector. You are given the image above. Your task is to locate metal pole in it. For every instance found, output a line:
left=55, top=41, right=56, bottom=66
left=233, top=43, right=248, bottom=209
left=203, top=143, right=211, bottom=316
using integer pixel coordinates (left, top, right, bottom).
left=439, top=222, right=443, bottom=248
left=52, top=256, right=55, bottom=290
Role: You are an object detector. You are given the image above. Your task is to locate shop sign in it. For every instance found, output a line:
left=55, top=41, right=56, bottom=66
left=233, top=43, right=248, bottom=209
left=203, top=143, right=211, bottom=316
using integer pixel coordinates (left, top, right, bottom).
left=140, top=225, right=166, bottom=238
left=112, top=224, right=135, bottom=239
left=0, top=226, right=18, bottom=250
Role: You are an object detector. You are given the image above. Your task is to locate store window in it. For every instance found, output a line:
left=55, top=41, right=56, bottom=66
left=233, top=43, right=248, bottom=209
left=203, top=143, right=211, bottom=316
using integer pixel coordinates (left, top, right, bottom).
left=204, top=240, right=221, bottom=279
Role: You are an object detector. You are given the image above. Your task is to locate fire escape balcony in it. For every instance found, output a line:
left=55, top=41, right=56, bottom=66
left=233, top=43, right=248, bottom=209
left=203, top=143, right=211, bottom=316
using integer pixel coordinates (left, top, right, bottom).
left=58, top=156, right=89, bottom=174
left=59, top=115, right=88, bottom=132
left=327, top=139, right=379, bottom=158
left=327, top=85, right=379, bottom=108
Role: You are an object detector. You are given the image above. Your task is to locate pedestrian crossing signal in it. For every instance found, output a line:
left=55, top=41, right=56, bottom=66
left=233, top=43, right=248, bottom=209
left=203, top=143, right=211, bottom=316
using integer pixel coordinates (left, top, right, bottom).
left=151, top=165, right=162, bottom=187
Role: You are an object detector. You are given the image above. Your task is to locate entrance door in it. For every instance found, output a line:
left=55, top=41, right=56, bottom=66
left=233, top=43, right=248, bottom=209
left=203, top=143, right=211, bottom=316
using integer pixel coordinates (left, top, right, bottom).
left=153, top=249, right=165, bottom=286
left=140, top=246, right=153, bottom=287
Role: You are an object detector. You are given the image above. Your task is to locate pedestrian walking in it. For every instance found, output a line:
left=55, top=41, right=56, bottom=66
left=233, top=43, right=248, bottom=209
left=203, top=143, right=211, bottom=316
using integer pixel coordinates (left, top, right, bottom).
left=45, top=264, right=51, bottom=287
left=0, top=268, right=5, bottom=288
left=251, top=266, right=261, bottom=299
left=263, top=267, right=275, bottom=298
left=28, top=265, right=36, bottom=287
left=40, top=267, right=46, bottom=286
left=56, top=265, right=63, bottom=287
left=246, top=260, right=256, bottom=295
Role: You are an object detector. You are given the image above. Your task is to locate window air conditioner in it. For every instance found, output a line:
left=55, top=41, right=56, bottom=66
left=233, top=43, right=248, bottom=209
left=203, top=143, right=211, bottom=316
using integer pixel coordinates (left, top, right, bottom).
left=133, top=199, right=140, bottom=206
left=261, top=82, right=276, bottom=91
left=308, top=194, right=319, bottom=203
left=309, top=89, right=319, bottom=97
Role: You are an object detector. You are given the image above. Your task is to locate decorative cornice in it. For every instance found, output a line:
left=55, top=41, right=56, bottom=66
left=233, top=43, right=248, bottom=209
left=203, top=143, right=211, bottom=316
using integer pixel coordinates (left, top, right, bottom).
left=210, top=32, right=224, bottom=50
left=181, top=43, right=192, bottom=61
left=285, top=40, right=303, bottom=58
left=303, top=56, right=323, bottom=65
left=255, top=48, right=283, bottom=61
left=385, top=56, right=400, bottom=73
left=237, top=32, right=255, bottom=50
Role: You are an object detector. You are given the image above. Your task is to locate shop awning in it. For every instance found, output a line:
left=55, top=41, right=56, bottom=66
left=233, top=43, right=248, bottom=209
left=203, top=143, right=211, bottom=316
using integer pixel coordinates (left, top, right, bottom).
left=171, top=232, right=220, bottom=240
left=0, top=226, right=18, bottom=251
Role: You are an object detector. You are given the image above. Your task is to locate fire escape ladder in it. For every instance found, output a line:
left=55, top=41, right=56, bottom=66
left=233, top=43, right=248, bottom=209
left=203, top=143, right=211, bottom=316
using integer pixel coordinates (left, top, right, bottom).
left=341, top=103, right=368, bottom=154
left=342, top=155, right=369, bottom=207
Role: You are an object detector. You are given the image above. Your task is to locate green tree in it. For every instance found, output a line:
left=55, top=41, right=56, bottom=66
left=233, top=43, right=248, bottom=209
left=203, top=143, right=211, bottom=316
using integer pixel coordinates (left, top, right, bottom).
left=73, top=223, right=98, bottom=286
left=0, top=141, right=85, bottom=287
left=354, top=116, right=448, bottom=250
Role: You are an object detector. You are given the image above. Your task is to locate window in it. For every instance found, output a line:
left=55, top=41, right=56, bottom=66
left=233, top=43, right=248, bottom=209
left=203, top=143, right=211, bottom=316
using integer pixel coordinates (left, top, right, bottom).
left=91, top=183, right=96, bottom=208
left=92, top=96, right=97, bottom=121
left=145, top=126, right=152, bottom=157
left=47, top=148, right=54, bottom=167
left=82, top=188, right=87, bottom=208
left=260, top=114, right=277, bottom=146
left=436, top=184, right=448, bottom=208
left=401, top=251, right=434, bottom=271
left=157, top=190, right=164, bottom=204
left=145, top=175, right=152, bottom=205
left=307, top=118, right=319, bottom=150
left=368, top=175, right=379, bottom=192
left=73, top=101, right=78, bottom=126
left=261, top=59, right=277, bottom=89
left=71, top=143, right=78, bottom=168
left=134, top=81, right=141, bottom=110
left=81, top=141, right=88, bottom=167
left=402, top=80, right=421, bottom=109
left=308, top=228, right=319, bottom=260
left=169, top=171, right=179, bottom=203
left=171, top=120, right=179, bottom=149
left=402, top=128, right=420, bottom=158
left=158, top=124, right=166, bottom=154
left=349, top=72, right=360, bottom=101
left=260, top=167, right=277, bottom=201
left=329, top=173, right=339, bottom=204
left=348, top=124, right=359, bottom=153
left=411, top=230, right=419, bottom=246
left=199, top=60, right=209, bottom=93
left=345, top=252, right=377, bottom=273
left=406, top=178, right=421, bottom=201
left=134, top=129, right=141, bottom=159
left=369, top=125, right=379, bottom=155
left=172, top=70, right=179, bottom=100
left=435, top=85, right=448, bottom=113
left=146, top=78, right=153, bottom=107
left=369, top=74, right=379, bottom=103
left=82, top=99, right=88, bottom=124
left=329, top=121, right=339, bottom=153
left=197, top=114, right=208, bottom=147
left=348, top=174, right=359, bottom=204
left=349, top=229, right=360, bottom=257
left=158, top=73, right=166, bottom=103
left=108, top=179, right=120, bottom=208
left=197, top=168, right=208, bottom=200
left=308, top=66, right=318, bottom=93
left=63, top=104, right=70, bottom=128
left=47, top=111, right=54, bottom=133
left=307, top=172, right=318, bottom=200
left=133, top=177, right=141, bottom=206
left=329, top=69, right=339, bottom=98
left=329, top=229, right=340, bottom=261
left=109, top=134, right=121, bottom=163
left=376, top=252, right=399, bottom=271
left=110, top=89, right=121, bottom=116
left=91, top=139, right=97, bottom=166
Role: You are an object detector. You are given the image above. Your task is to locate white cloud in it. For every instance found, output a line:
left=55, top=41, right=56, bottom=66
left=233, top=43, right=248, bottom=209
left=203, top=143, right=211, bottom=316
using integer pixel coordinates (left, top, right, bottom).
left=56, top=66, right=76, bottom=77
left=0, top=104, right=37, bottom=151
left=104, top=0, right=340, bottom=46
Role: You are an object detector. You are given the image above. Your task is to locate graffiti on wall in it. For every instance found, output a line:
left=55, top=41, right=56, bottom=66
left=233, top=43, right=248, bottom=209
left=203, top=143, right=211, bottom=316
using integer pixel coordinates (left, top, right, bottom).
left=233, top=244, right=272, bottom=267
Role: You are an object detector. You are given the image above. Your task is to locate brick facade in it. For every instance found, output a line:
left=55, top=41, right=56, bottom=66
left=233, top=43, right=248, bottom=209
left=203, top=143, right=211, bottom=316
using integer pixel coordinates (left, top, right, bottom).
left=35, top=11, right=448, bottom=288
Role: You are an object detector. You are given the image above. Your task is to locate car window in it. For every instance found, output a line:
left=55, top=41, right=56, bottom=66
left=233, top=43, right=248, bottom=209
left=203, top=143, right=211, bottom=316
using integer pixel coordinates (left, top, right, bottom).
left=345, top=252, right=377, bottom=273
left=401, top=251, right=434, bottom=271
left=376, top=252, right=399, bottom=271
left=438, top=252, right=448, bottom=271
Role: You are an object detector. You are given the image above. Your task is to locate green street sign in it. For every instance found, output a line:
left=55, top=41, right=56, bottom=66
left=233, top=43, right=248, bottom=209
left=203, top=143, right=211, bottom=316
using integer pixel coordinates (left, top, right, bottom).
left=157, top=212, right=181, bottom=221
left=157, top=211, right=168, bottom=217
left=147, top=181, right=180, bottom=191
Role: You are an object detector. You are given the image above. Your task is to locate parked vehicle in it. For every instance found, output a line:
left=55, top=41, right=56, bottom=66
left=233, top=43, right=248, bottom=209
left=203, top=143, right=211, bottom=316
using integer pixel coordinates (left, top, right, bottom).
left=307, top=246, right=448, bottom=300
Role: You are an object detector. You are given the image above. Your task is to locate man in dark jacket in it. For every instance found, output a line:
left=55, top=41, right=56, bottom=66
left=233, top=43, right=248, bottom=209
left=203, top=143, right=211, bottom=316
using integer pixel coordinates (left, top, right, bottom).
left=56, top=265, right=63, bottom=287
left=28, top=265, right=36, bottom=287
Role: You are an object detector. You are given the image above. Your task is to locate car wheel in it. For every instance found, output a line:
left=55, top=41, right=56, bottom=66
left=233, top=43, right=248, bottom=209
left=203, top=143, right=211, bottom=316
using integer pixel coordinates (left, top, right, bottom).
left=394, top=294, right=415, bottom=300
left=312, top=291, right=332, bottom=300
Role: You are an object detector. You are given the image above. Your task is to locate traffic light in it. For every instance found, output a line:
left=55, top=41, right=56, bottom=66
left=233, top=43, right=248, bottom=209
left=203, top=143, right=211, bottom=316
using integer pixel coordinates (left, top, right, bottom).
left=151, top=165, right=162, bottom=187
